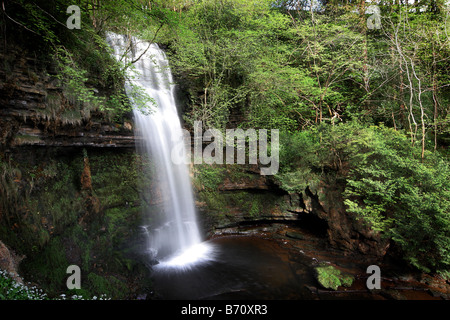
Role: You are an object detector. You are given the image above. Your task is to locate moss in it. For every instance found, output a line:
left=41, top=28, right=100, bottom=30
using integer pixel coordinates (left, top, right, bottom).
left=315, top=264, right=354, bottom=291
left=193, top=164, right=226, bottom=191
left=249, top=199, right=260, bottom=217
left=0, top=156, right=84, bottom=255
left=226, top=165, right=254, bottom=183
left=88, top=150, right=146, bottom=247
left=20, top=237, right=69, bottom=296
left=193, top=162, right=286, bottom=229
left=86, top=272, right=128, bottom=300
left=1, top=148, right=152, bottom=299
left=22, top=160, right=83, bottom=244
left=13, top=134, right=42, bottom=145
left=0, top=159, right=21, bottom=227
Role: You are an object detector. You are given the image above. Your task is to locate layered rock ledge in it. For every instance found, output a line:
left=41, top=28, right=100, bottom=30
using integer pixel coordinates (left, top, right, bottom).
left=0, top=46, right=137, bottom=150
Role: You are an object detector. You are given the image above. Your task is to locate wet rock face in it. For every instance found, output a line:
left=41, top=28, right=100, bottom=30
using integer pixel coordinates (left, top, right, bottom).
left=318, top=186, right=389, bottom=258
left=203, top=166, right=389, bottom=259
left=0, top=240, right=25, bottom=283
left=289, top=181, right=390, bottom=258
left=0, top=46, right=136, bottom=150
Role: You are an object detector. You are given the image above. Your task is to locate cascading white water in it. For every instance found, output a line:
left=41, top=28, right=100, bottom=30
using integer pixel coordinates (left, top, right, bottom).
left=106, top=33, right=213, bottom=269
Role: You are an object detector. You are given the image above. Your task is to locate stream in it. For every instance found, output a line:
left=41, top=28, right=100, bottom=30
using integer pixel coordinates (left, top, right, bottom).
left=151, top=234, right=312, bottom=300
left=148, top=224, right=449, bottom=300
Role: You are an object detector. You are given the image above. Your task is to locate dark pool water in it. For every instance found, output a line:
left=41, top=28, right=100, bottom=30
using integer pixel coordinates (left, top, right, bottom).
left=151, top=235, right=314, bottom=300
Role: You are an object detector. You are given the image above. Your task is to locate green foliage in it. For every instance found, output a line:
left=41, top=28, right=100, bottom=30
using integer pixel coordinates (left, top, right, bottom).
left=0, top=156, right=84, bottom=255
left=193, top=163, right=285, bottom=225
left=162, top=0, right=449, bottom=153
left=86, top=272, right=127, bottom=300
left=277, top=121, right=450, bottom=275
left=26, top=161, right=83, bottom=236
left=53, top=46, right=102, bottom=106
left=167, top=0, right=294, bottom=129
left=164, top=0, right=372, bottom=131
left=1, top=0, right=449, bottom=300
left=275, top=129, right=323, bottom=193
left=193, top=164, right=226, bottom=190
left=0, top=269, right=48, bottom=300
left=3, top=0, right=160, bottom=119
left=89, top=151, right=144, bottom=247
left=275, top=167, right=319, bottom=195
left=0, top=150, right=149, bottom=299
left=342, top=125, right=450, bottom=273
left=249, top=200, right=260, bottom=218
left=0, top=268, right=112, bottom=300
left=0, top=159, right=21, bottom=226
left=289, top=123, right=449, bottom=274
left=20, top=237, right=69, bottom=296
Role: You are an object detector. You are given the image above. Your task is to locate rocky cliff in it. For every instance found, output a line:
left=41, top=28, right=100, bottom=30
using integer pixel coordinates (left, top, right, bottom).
left=0, top=240, right=24, bottom=283
left=0, top=45, right=136, bottom=151
left=193, top=162, right=389, bottom=260
left=0, top=45, right=149, bottom=298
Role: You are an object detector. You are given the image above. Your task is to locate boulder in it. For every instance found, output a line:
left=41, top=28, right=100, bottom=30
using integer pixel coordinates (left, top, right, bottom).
left=0, top=240, right=25, bottom=283
left=314, top=263, right=354, bottom=291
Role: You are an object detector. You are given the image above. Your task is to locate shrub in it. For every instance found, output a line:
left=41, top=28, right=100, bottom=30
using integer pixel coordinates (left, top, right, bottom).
left=277, top=122, right=450, bottom=276
left=343, top=125, right=450, bottom=275
left=0, top=269, right=47, bottom=300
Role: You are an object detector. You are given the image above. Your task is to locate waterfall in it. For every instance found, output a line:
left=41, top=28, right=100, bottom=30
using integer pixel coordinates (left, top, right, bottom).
left=106, top=33, right=213, bottom=269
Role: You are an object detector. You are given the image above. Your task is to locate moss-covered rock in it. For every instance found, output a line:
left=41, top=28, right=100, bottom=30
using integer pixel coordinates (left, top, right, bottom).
left=1, top=147, right=153, bottom=299
left=314, top=263, right=354, bottom=290
left=193, top=163, right=295, bottom=231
